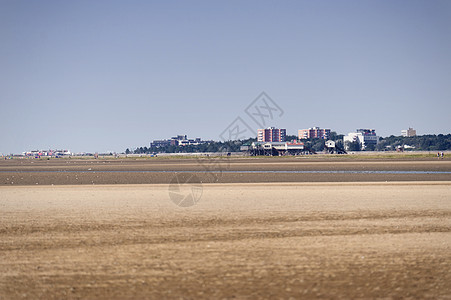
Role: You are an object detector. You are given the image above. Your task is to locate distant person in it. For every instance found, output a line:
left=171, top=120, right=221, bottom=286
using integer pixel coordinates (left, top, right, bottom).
left=438, top=152, right=441, bottom=159
left=441, top=152, right=444, bottom=159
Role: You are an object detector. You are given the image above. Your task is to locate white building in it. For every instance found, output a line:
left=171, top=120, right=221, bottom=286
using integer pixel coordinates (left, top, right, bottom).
left=401, top=127, right=416, bottom=137
left=343, top=129, right=378, bottom=150
left=23, top=149, right=72, bottom=157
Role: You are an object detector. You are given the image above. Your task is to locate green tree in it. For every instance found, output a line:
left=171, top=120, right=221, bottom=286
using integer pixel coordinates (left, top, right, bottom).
left=329, top=131, right=344, bottom=141
left=285, top=135, right=298, bottom=141
left=364, top=143, right=376, bottom=151
left=346, top=141, right=361, bottom=151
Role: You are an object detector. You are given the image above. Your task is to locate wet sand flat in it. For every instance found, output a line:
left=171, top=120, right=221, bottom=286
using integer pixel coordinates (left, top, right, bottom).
left=1, top=182, right=450, bottom=299
left=2, top=157, right=451, bottom=172
left=1, top=158, right=450, bottom=185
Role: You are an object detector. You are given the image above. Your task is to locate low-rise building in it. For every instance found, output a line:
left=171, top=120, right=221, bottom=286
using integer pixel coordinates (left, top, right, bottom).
left=23, top=149, right=71, bottom=157
left=150, top=135, right=211, bottom=148
left=243, top=141, right=310, bottom=156
left=150, top=140, right=171, bottom=148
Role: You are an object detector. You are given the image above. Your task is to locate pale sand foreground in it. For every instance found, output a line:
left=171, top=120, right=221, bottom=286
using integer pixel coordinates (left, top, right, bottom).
left=1, top=182, right=451, bottom=299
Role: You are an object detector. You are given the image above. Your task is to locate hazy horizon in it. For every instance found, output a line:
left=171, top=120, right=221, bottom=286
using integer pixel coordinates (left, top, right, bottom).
left=1, top=0, right=450, bottom=154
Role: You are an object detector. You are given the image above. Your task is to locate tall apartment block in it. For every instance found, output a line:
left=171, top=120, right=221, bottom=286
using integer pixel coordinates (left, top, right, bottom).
left=257, top=127, right=286, bottom=142
left=298, top=127, right=331, bottom=139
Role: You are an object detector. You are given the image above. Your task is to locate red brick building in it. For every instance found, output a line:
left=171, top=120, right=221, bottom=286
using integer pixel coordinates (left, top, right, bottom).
left=257, top=127, right=286, bottom=142
left=298, top=127, right=331, bottom=139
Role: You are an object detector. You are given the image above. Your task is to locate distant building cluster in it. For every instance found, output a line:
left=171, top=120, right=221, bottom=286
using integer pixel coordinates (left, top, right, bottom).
left=150, top=135, right=212, bottom=148
left=402, top=127, right=416, bottom=137
left=257, top=126, right=331, bottom=142
left=254, top=126, right=383, bottom=153
left=298, top=127, right=331, bottom=140
left=23, top=149, right=72, bottom=157
left=147, top=125, right=418, bottom=155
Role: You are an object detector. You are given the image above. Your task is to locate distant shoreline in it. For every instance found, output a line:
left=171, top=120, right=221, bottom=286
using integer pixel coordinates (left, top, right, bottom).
left=2, top=150, right=451, bottom=161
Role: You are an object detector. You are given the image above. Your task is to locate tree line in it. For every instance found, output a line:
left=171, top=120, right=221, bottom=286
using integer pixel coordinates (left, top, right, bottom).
left=376, top=134, right=451, bottom=151
left=127, top=138, right=257, bottom=154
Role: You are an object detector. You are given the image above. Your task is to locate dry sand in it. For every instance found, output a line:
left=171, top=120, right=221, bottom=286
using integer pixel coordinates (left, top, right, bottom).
left=1, top=181, right=450, bottom=299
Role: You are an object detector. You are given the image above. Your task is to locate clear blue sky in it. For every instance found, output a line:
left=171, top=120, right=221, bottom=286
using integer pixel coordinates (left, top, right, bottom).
left=1, top=0, right=450, bottom=154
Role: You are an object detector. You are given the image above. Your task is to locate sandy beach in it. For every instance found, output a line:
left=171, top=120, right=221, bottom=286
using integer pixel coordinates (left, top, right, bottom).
left=1, top=158, right=450, bottom=299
